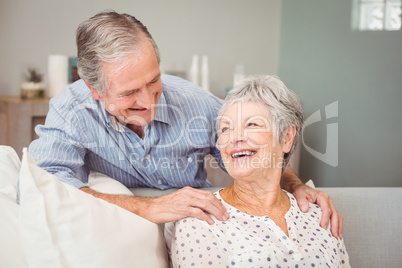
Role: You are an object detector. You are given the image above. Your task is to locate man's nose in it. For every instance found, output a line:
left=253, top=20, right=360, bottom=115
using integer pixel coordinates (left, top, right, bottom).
left=136, top=89, right=153, bottom=108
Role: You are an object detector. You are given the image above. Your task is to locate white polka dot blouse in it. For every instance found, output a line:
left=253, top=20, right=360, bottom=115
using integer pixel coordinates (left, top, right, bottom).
left=165, top=190, right=350, bottom=267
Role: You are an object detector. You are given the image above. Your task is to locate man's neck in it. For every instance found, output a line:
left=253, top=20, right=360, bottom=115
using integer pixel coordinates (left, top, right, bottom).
left=127, top=124, right=145, bottom=139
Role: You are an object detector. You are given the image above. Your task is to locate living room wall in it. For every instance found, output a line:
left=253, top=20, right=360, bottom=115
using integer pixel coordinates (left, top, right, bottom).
left=279, top=0, right=402, bottom=186
left=0, top=0, right=281, bottom=98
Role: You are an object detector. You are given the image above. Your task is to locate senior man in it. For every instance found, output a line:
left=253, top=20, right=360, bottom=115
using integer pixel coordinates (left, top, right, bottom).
left=29, top=11, right=342, bottom=238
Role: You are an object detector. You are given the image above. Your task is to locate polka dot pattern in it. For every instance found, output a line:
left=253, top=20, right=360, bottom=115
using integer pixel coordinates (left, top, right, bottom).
left=166, top=191, right=350, bottom=267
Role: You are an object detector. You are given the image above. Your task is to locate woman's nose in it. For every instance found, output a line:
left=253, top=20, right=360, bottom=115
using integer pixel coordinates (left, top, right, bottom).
left=232, top=127, right=247, bottom=144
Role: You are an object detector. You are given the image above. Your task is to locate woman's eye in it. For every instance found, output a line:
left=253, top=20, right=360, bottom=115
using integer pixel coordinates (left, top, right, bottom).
left=247, top=122, right=258, bottom=127
left=221, top=127, right=229, bottom=133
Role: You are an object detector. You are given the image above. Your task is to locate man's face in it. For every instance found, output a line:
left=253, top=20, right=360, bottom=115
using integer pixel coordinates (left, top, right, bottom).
left=89, top=40, right=162, bottom=127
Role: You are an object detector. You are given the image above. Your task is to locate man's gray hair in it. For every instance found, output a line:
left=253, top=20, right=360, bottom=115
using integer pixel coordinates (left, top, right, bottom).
left=76, top=11, right=160, bottom=95
left=217, top=75, right=304, bottom=167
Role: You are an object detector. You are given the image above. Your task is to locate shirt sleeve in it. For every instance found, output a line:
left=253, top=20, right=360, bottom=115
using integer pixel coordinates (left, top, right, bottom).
left=29, top=97, right=88, bottom=189
left=207, top=94, right=228, bottom=173
left=167, top=218, right=229, bottom=267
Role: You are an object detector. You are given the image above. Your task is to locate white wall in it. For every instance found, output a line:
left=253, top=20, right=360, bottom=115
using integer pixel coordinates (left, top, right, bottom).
left=279, top=0, right=402, bottom=187
left=0, top=0, right=282, bottom=98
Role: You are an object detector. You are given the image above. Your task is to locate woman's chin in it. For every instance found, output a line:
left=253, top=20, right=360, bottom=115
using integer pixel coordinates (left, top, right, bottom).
left=227, top=168, right=256, bottom=180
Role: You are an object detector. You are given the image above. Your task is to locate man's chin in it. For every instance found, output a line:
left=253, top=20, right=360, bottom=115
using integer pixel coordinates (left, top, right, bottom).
left=123, top=108, right=157, bottom=125
left=125, top=120, right=148, bottom=127
left=124, top=117, right=153, bottom=127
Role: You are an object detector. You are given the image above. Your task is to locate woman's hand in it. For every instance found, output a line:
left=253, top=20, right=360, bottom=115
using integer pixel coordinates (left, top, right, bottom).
left=293, top=184, right=343, bottom=239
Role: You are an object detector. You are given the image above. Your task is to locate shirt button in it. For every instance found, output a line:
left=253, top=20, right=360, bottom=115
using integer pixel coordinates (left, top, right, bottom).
left=158, top=179, right=162, bottom=185
left=188, top=157, right=193, bottom=163
left=145, top=154, right=151, bottom=160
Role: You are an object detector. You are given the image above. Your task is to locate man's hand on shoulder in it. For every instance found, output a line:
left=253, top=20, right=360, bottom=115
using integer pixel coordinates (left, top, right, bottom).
left=80, top=186, right=229, bottom=225
left=143, top=187, right=229, bottom=224
left=280, top=166, right=343, bottom=239
left=292, top=184, right=343, bottom=239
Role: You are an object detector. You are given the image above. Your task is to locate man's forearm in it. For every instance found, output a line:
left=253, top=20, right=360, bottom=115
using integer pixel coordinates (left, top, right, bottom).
left=80, top=186, right=229, bottom=225
left=80, top=187, right=151, bottom=219
left=280, top=166, right=303, bottom=193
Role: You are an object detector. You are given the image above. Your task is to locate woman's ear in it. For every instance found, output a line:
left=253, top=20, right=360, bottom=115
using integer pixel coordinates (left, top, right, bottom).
left=84, top=80, right=101, bottom=100
left=282, top=124, right=296, bottom=153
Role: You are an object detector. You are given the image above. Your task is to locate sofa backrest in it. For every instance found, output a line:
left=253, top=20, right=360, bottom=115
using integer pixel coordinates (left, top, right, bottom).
left=317, top=187, right=402, bottom=268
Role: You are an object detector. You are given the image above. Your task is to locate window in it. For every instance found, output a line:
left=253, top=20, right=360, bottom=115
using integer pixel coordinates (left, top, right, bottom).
left=358, top=0, right=401, bottom=30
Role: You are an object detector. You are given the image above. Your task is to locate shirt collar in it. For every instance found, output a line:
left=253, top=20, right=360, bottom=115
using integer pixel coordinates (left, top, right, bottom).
left=153, top=91, right=171, bottom=125
left=94, top=98, right=120, bottom=131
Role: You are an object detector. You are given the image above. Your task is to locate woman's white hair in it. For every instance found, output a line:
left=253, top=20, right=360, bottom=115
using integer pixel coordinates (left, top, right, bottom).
left=217, top=75, right=304, bottom=167
left=76, top=11, right=160, bottom=95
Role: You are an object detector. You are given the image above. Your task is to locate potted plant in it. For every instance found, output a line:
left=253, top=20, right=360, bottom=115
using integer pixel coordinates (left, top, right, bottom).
left=21, top=68, right=45, bottom=99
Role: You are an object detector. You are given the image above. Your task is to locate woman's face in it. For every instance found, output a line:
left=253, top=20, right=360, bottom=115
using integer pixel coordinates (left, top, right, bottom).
left=218, top=101, right=291, bottom=181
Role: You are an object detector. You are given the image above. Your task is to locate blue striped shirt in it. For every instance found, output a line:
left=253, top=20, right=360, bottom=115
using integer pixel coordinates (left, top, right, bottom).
left=29, top=75, right=224, bottom=189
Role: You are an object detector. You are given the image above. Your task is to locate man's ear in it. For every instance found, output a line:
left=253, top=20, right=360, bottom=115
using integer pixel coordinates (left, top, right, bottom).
left=282, top=124, right=296, bottom=153
left=84, top=80, right=101, bottom=100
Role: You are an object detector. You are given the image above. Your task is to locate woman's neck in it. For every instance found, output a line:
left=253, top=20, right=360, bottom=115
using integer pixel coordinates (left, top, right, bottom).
left=220, top=178, right=291, bottom=236
left=220, top=180, right=290, bottom=217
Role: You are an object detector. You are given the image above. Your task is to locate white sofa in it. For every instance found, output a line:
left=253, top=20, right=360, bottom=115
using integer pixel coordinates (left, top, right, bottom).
left=1, top=146, right=401, bottom=267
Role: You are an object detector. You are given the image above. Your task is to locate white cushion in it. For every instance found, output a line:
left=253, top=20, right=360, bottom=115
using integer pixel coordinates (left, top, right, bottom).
left=87, top=171, right=135, bottom=196
left=19, top=148, right=168, bottom=268
left=0, top=193, right=28, bottom=267
left=0, top=146, right=21, bottom=199
left=305, top=179, right=315, bottom=188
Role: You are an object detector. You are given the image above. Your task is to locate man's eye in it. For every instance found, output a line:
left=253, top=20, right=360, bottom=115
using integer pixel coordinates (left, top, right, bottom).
left=247, top=123, right=258, bottom=127
left=150, top=77, right=160, bottom=83
left=121, top=90, right=138, bottom=97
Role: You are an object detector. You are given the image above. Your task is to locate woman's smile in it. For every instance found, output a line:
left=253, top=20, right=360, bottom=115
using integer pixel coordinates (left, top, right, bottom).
left=230, top=149, right=257, bottom=160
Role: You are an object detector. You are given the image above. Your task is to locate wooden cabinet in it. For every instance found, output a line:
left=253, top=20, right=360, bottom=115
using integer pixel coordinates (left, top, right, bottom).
left=0, top=96, right=50, bottom=158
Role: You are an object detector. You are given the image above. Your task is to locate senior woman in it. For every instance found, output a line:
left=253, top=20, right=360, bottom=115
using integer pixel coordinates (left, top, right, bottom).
left=165, top=75, right=350, bottom=267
